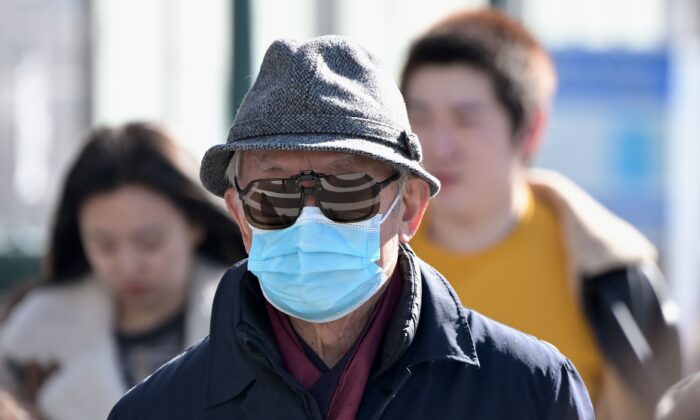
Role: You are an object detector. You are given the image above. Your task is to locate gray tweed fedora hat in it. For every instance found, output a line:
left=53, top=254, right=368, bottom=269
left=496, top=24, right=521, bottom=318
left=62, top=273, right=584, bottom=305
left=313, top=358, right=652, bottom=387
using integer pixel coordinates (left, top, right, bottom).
left=200, top=35, right=440, bottom=197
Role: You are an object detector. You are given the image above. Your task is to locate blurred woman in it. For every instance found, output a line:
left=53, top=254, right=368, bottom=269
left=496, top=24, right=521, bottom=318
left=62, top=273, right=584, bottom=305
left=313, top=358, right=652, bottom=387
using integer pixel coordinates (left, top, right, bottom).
left=0, top=123, right=246, bottom=420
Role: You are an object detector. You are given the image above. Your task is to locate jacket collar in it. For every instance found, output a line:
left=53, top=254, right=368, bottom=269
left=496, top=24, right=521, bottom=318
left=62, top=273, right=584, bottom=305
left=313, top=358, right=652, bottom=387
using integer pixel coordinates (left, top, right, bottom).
left=205, top=246, right=479, bottom=408
left=205, top=260, right=272, bottom=407
left=528, top=169, right=657, bottom=277
left=374, top=244, right=479, bottom=374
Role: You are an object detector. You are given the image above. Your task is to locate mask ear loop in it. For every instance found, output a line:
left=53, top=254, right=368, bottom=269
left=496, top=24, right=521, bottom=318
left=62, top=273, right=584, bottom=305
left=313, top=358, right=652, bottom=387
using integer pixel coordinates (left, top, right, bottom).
left=379, top=189, right=402, bottom=224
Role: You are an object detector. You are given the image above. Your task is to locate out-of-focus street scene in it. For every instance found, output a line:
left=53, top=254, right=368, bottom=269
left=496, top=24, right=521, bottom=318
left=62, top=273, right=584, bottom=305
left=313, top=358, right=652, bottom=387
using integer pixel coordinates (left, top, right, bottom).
left=1, top=1, right=699, bottom=419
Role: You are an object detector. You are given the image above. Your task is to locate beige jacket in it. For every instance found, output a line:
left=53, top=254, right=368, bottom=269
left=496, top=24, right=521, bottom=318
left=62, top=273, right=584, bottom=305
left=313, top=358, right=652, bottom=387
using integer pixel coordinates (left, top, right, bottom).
left=529, top=169, right=676, bottom=420
left=0, top=259, right=225, bottom=420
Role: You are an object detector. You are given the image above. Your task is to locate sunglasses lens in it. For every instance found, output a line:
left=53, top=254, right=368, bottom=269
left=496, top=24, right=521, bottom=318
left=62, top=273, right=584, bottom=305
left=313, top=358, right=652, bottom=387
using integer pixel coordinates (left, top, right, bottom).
left=318, top=173, right=381, bottom=223
left=239, top=172, right=390, bottom=229
left=240, top=179, right=301, bottom=229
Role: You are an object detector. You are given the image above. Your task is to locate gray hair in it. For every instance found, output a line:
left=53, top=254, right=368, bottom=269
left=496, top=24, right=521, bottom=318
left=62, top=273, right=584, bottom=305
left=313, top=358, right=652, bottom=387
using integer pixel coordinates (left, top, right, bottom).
left=224, top=151, right=242, bottom=188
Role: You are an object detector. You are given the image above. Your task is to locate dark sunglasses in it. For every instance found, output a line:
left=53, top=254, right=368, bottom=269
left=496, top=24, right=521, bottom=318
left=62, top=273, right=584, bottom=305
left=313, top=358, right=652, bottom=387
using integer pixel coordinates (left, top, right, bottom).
left=234, top=170, right=400, bottom=230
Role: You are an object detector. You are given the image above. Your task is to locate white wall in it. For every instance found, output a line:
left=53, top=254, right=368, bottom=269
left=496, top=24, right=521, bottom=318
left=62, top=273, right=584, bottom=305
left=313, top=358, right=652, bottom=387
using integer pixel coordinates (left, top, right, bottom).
left=92, top=0, right=232, bottom=158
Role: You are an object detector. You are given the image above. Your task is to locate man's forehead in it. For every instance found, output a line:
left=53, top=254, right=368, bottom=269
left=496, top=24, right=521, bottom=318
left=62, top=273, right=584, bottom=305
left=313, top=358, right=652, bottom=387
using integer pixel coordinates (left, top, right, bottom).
left=242, top=150, right=393, bottom=175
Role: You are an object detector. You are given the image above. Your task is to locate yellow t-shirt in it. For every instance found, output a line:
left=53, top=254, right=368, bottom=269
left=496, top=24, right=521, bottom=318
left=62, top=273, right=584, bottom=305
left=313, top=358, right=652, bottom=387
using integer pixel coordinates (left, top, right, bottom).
left=410, top=188, right=603, bottom=402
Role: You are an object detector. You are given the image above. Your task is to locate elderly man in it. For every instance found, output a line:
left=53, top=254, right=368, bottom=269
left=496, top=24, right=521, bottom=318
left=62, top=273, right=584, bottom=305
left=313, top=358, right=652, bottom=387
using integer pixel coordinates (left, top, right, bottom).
left=108, top=36, right=593, bottom=419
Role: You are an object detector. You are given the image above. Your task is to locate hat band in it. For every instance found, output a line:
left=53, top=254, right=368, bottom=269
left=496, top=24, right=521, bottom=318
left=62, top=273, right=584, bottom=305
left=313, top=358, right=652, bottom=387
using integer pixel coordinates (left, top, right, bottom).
left=228, top=114, right=419, bottom=161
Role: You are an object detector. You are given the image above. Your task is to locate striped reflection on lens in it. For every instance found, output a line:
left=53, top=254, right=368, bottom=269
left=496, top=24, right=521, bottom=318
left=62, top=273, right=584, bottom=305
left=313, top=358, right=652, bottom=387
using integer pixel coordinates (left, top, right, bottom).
left=318, top=173, right=380, bottom=222
left=243, top=178, right=301, bottom=229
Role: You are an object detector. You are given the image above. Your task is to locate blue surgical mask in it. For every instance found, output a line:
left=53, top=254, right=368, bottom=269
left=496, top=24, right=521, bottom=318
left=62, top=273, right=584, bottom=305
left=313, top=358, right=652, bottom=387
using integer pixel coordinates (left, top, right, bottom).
left=248, top=193, right=401, bottom=323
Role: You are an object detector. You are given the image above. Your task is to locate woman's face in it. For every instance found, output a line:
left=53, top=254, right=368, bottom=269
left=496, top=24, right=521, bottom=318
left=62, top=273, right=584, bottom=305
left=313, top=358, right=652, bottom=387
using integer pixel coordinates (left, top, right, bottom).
left=79, top=185, right=202, bottom=310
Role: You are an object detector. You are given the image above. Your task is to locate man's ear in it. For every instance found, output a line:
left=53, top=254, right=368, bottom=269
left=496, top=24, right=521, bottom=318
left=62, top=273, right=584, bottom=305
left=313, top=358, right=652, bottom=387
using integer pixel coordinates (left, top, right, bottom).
left=224, top=188, right=252, bottom=253
left=398, top=178, right=430, bottom=244
left=519, top=109, right=549, bottom=162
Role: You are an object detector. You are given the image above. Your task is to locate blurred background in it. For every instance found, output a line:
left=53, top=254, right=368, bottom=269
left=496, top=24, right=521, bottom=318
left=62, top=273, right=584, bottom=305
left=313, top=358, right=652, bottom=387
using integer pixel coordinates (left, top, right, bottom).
left=0, top=0, right=698, bottom=361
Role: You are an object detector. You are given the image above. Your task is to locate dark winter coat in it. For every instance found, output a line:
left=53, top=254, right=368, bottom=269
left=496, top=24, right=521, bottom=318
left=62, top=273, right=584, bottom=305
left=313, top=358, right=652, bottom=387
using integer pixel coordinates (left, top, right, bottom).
left=109, top=246, right=593, bottom=419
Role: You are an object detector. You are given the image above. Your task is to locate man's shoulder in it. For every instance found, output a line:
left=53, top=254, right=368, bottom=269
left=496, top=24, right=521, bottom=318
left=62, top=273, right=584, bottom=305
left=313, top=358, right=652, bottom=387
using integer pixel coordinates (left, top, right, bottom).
left=415, top=257, right=593, bottom=417
left=466, top=307, right=569, bottom=373
left=108, top=337, right=211, bottom=419
left=418, top=256, right=573, bottom=375
left=465, top=309, right=593, bottom=416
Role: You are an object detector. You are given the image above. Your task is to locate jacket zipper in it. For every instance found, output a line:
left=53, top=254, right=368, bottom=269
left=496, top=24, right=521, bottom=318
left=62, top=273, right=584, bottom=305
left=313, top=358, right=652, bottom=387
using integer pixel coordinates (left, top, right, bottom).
left=369, top=367, right=413, bottom=420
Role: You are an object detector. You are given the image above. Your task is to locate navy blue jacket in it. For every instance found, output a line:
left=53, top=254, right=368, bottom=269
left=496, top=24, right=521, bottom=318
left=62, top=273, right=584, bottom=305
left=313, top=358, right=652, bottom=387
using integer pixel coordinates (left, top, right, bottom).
left=109, top=246, right=593, bottom=419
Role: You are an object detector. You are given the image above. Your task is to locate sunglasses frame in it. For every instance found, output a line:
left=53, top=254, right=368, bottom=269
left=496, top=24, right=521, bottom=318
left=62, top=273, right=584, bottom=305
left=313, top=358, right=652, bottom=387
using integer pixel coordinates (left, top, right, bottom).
left=234, top=170, right=400, bottom=229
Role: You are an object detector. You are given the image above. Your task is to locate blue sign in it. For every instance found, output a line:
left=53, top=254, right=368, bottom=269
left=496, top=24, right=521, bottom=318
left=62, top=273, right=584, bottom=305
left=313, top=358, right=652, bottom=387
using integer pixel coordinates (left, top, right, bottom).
left=537, top=49, right=669, bottom=247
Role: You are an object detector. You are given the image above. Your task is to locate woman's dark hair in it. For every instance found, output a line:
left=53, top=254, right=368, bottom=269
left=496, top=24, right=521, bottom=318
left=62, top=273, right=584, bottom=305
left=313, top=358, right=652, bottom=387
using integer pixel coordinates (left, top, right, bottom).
left=45, top=122, right=246, bottom=283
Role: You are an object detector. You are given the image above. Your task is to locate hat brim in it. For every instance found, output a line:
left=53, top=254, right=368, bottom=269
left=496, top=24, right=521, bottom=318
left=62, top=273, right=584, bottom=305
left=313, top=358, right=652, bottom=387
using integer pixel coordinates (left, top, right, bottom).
left=200, top=134, right=440, bottom=198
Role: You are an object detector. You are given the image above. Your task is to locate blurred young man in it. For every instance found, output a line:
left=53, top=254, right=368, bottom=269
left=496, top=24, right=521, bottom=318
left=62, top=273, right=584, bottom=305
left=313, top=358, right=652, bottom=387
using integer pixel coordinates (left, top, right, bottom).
left=401, top=8, right=681, bottom=419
